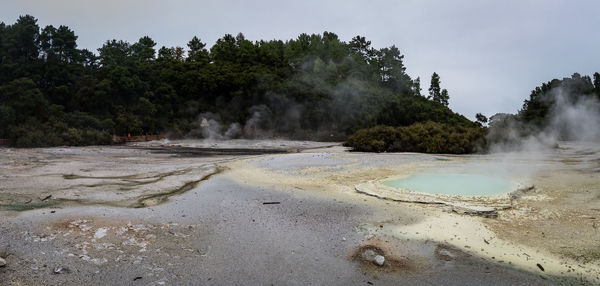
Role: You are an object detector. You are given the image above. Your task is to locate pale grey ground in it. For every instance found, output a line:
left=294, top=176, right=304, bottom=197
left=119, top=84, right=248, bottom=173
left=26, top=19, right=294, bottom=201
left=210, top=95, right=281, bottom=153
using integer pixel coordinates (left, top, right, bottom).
left=0, top=141, right=573, bottom=285
left=0, top=176, right=547, bottom=285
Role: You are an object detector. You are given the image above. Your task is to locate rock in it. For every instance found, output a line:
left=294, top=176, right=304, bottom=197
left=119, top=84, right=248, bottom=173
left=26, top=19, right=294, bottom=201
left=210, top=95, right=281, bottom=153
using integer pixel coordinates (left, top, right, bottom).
left=363, top=249, right=376, bottom=260
left=362, top=249, right=385, bottom=266
left=94, top=228, right=108, bottom=239
left=0, top=257, right=6, bottom=267
left=452, top=206, right=499, bottom=218
left=53, top=266, right=71, bottom=274
left=374, top=255, right=385, bottom=266
left=510, top=185, right=535, bottom=200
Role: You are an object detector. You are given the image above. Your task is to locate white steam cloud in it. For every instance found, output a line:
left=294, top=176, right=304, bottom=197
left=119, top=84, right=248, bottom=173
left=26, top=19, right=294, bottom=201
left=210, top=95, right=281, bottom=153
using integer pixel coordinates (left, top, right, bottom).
left=475, top=84, right=600, bottom=184
left=188, top=112, right=242, bottom=140
left=488, top=86, right=600, bottom=153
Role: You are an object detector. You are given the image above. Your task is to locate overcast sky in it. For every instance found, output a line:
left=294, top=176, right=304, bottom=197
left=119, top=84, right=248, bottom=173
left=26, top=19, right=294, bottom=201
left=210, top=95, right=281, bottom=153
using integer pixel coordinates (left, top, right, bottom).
left=2, top=0, right=599, bottom=119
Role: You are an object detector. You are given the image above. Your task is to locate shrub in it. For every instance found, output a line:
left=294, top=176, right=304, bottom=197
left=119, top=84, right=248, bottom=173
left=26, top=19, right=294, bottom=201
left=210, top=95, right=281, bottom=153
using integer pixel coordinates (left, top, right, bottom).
left=344, top=122, right=487, bottom=154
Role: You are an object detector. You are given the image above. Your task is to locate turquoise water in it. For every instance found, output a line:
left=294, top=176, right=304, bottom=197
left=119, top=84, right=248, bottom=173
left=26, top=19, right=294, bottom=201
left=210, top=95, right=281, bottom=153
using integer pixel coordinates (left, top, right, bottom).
left=383, top=173, right=512, bottom=196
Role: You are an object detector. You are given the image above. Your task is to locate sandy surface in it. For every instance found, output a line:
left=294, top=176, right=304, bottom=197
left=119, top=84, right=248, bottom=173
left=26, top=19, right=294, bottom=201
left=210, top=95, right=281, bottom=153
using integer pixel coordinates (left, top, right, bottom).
left=226, top=142, right=600, bottom=285
left=1, top=140, right=599, bottom=285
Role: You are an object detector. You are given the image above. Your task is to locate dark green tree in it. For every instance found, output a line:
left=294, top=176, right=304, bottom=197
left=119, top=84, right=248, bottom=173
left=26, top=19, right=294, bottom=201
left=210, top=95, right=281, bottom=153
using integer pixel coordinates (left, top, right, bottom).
left=594, top=72, right=600, bottom=97
left=440, top=88, right=449, bottom=106
left=186, top=36, right=209, bottom=64
left=5, top=15, right=40, bottom=60
left=157, top=46, right=184, bottom=61
left=475, top=113, right=488, bottom=124
left=428, top=72, right=440, bottom=100
left=429, top=72, right=449, bottom=106
left=132, top=36, right=156, bottom=62
left=348, top=35, right=374, bottom=60
left=210, top=34, right=238, bottom=63
left=98, top=40, right=132, bottom=66
left=373, top=46, right=412, bottom=95
left=412, top=77, right=422, bottom=97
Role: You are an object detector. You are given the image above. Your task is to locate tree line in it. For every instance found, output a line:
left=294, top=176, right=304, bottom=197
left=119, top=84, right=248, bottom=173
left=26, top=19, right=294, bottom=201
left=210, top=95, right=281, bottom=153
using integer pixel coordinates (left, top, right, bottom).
left=0, top=15, right=474, bottom=147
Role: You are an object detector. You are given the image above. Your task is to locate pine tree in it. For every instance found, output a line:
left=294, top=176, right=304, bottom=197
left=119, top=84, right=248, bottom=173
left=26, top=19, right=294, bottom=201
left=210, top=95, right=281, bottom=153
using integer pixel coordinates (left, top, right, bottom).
left=475, top=113, right=488, bottom=124
left=186, top=36, right=209, bottom=64
left=428, top=72, right=440, bottom=100
left=429, top=72, right=449, bottom=106
left=413, top=77, right=422, bottom=97
left=440, top=88, right=449, bottom=106
left=594, top=72, right=600, bottom=97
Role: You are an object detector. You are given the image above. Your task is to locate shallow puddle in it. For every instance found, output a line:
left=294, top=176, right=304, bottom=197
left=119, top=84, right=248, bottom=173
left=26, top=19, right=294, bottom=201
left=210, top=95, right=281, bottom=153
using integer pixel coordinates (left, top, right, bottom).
left=383, top=173, right=512, bottom=196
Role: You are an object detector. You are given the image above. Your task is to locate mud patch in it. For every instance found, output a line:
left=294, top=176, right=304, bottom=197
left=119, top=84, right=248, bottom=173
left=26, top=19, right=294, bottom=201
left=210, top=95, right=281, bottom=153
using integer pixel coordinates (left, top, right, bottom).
left=0, top=193, right=57, bottom=211
left=142, top=146, right=290, bottom=157
left=132, top=167, right=222, bottom=207
left=351, top=238, right=426, bottom=274
left=353, top=245, right=416, bottom=273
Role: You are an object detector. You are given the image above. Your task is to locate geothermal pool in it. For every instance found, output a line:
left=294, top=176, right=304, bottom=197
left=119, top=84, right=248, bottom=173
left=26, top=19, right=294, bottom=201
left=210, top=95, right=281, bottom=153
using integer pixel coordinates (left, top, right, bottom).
left=383, top=173, right=513, bottom=196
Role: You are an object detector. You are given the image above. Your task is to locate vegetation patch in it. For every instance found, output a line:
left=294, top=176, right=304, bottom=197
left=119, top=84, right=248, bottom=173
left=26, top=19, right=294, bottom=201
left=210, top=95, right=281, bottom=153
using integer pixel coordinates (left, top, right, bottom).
left=344, top=122, right=486, bottom=154
left=0, top=15, right=475, bottom=147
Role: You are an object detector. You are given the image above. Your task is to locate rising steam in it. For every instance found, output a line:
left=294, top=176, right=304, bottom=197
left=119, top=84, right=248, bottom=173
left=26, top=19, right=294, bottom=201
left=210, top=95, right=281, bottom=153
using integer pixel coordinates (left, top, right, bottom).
left=488, top=85, right=600, bottom=153
left=186, top=57, right=372, bottom=140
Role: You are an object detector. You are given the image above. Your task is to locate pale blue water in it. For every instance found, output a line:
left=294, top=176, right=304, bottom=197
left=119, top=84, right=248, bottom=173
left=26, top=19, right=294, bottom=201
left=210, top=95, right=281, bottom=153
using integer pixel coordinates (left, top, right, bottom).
left=383, top=173, right=512, bottom=196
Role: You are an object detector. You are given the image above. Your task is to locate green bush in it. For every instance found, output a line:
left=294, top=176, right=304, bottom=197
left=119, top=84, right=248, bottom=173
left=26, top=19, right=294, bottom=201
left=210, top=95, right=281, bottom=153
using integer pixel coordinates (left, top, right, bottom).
left=82, top=129, right=112, bottom=145
left=12, top=123, right=63, bottom=147
left=344, top=122, right=487, bottom=154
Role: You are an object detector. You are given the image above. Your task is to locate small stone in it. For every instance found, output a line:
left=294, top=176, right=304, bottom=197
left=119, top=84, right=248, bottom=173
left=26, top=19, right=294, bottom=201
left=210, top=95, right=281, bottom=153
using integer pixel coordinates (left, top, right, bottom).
left=94, top=228, right=108, bottom=239
left=53, top=266, right=71, bottom=274
left=0, top=257, right=6, bottom=267
left=374, top=255, right=385, bottom=266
